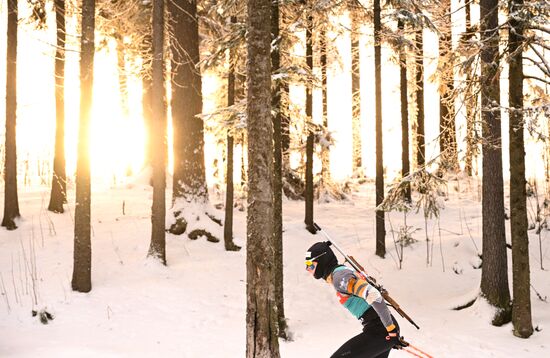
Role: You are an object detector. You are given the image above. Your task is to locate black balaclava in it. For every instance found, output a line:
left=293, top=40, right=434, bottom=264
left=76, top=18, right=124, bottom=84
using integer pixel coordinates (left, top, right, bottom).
left=306, top=241, right=339, bottom=280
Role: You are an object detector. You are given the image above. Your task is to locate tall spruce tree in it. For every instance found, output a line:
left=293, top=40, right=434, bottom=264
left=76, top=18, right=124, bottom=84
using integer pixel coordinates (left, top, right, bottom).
left=271, top=0, right=287, bottom=338
left=304, top=10, right=317, bottom=234
left=438, top=0, right=458, bottom=171
left=414, top=28, right=426, bottom=168
left=320, top=25, right=330, bottom=184
left=168, top=0, right=220, bottom=241
left=374, top=0, right=385, bottom=257
left=350, top=2, right=362, bottom=173
left=398, top=19, right=411, bottom=203
left=245, top=0, right=280, bottom=354
left=223, top=16, right=241, bottom=252
left=147, top=0, right=167, bottom=264
left=479, top=0, right=511, bottom=325
left=508, top=0, right=533, bottom=338
left=48, top=0, right=67, bottom=214
left=72, top=0, right=95, bottom=293
left=2, top=0, right=20, bottom=230
left=463, top=0, right=476, bottom=176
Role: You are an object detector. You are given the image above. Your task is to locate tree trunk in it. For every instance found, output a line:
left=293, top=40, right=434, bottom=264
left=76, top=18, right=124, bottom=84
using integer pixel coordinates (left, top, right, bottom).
left=374, top=0, right=385, bottom=257
left=414, top=28, right=426, bottom=168
left=147, top=0, right=167, bottom=265
left=438, top=0, right=458, bottom=171
left=224, top=133, right=235, bottom=241
left=271, top=1, right=287, bottom=338
left=281, top=82, right=291, bottom=169
left=246, top=0, right=280, bottom=354
left=350, top=5, right=362, bottom=173
left=142, top=33, right=153, bottom=168
left=72, top=0, right=95, bottom=293
left=2, top=0, right=20, bottom=230
left=508, top=0, right=533, bottom=338
left=168, top=0, right=219, bottom=240
left=304, top=12, right=316, bottom=234
left=224, top=17, right=240, bottom=252
left=399, top=19, right=411, bottom=203
left=479, top=0, right=511, bottom=326
left=279, top=8, right=291, bottom=172
left=48, top=0, right=67, bottom=214
left=169, top=0, right=207, bottom=202
left=463, top=1, right=476, bottom=176
left=320, top=25, right=330, bottom=184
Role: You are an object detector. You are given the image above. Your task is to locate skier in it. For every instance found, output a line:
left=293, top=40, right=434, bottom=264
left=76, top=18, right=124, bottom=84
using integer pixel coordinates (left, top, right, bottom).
left=306, top=241, right=405, bottom=357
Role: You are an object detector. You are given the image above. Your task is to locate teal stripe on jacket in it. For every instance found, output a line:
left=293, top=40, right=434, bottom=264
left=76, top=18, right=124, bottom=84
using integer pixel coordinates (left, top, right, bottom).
left=333, top=266, right=371, bottom=318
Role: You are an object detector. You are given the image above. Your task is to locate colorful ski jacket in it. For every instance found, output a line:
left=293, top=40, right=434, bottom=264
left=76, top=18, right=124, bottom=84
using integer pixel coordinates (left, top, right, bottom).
left=328, top=265, right=396, bottom=332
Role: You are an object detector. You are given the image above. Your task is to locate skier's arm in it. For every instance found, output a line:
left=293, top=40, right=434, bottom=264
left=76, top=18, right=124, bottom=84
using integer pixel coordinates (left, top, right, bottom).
left=346, top=277, right=396, bottom=332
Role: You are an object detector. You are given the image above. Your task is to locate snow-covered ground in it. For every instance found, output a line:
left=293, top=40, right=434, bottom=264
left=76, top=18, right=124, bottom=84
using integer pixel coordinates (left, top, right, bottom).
left=1, top=176, right=549, bottom=357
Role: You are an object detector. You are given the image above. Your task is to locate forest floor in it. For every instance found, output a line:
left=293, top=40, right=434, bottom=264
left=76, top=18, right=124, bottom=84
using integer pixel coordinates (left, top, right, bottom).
left=0, top=174, right=549, bottom=357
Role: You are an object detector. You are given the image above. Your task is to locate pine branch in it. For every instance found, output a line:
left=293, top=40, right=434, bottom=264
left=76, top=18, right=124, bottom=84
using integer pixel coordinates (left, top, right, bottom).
left=523, top=57, right=550, bottom=78
left=528, top=43, right=550, bottom=77
left=528, top=24, right=550, bottom=34
left=525, top=75, right=550, bottom=85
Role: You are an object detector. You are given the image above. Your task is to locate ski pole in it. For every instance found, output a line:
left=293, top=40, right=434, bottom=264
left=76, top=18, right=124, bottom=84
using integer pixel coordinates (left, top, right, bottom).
left=313, top=223, right=421, bottom=330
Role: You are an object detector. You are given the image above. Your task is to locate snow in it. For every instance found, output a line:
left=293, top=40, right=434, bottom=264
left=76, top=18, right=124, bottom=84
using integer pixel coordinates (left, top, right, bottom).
left=1, top=177, right=549, bottom=357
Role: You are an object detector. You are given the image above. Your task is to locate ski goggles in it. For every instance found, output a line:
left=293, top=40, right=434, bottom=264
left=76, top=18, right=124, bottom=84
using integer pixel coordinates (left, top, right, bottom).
left=305, top=252, right=326, bottom=270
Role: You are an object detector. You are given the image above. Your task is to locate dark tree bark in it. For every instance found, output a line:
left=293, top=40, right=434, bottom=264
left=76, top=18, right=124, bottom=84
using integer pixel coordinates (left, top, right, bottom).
left=281, top=82, right=291, bottom=169
left=48, top=0, right=67, bottom=214
left=147, top=0, right=167, bottom=265
left=374, top=0, right=385, bottom=257
left=508, top=0, right=533, bottom=338
left=414, top=28, right=426, bottom=168
left=72, top=0, right=95, bottom=293
left=438, top=0, right=458, bottom=171
left=399, top=19, right=411, bottom=203
left=350, top=5, right=362, bottom=173
left=304, top=12, right=316, bottom=234
left=224, top=133, right=234, bottom=236
left=224, top=134, right=235, bottom=240
left=320, top=25, right=329, bottom=183
left=168, top=0, right=219, bottom=240
left=223, top=16, right=241, bottom=252
left=246, top=0, right=280, bottom=354
left=479, top=0, right=511, bottom=326
left=463, top=1, right=476, bottom=176
left=169, top=0, right=206, bottom=202
left=271, top=1, right=287, bottom=338
left=2, top=0, right=20, bottom=230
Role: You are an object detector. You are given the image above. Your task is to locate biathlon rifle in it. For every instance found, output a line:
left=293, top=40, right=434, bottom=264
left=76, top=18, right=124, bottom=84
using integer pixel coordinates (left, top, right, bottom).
left=313, top=223, right=420, bottom=330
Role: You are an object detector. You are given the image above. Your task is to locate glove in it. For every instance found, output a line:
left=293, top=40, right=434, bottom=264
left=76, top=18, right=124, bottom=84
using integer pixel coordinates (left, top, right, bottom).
left=385, top=328, right=409, bottom=350
left=393, top=336, right=409, bottom=350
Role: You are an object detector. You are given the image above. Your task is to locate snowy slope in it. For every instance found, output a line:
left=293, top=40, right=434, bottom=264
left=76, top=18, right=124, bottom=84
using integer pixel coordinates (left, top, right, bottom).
left=0, top=178, right=548, bottom=357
